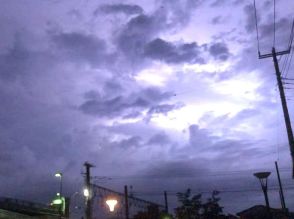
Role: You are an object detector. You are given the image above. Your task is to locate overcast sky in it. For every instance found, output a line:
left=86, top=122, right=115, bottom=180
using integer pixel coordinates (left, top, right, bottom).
left=1, top=0, right=294, bottom=216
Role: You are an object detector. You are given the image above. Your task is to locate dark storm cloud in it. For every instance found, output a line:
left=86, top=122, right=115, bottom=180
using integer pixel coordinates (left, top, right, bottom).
left=242, top=3, right=292, bottom=51
left=0, top=33, right=103, bottom=202
left=211, top=0, right=246, bottom=7
left=211, top=16, right=225, bottom=25
left=144, top=38, right=205, bottom=64
left=96, top=4, right=143, bottom=15
left=189, top=125, right=213, bottom=147
left=0, top=83, right=88, bottom=201
left=232, top=0, right=245, bottom=6
left=259, top=17, right=291, bottom=39
left=79, top=87, right=177, bottom=118
left=123, top=111, right=142, bottom=119
left=79, top=95, right=126, bottom=117
left=234, top=109, right=260, bottom=120
left=0, top=42, right=30, bottom=81
left=147, top=132, right=171, bottom=145
left=212, top=139, right=269, bottom=161
left=67, top=9, right=83, bottom=20
left=148, top=104, right=183, bottom=115
left=0, top=36, right=56, bottom=82
left=51, top=31, right=114, bottom=66
left=209, top=42, right=230, bottom=61
left=115, top=1, right=203, bottom=63
left=263, top=0, right=272, bottom=10
left=144, top=160, right=209, bottom=178
left=244, top=4, right=258, bottom=33
left=186, top=124, right=275, bottom=163
left=210, top=0, right=225, bottom=7
left=103, top=80, right=123, bottom=93
left=161, top=0, right=205, bottom=28
left=116, top=13, right=167, bottom=61
left=113, top=136, right=142, bottom=148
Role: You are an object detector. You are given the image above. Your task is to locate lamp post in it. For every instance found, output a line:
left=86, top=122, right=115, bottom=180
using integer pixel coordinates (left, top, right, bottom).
left=55, top=172, right=63, bottom=196
left=254, top=171, right=271, bottom=218
left=55, top=172, right=63, bottom=218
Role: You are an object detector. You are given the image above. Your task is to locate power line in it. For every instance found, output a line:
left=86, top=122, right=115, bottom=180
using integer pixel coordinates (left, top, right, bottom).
left=253, top=0, right=261, bottom=55
left=273, top=0, right=276, bottom=47
left=93, top=168, right=292, bottom=180
left=280, top=50, right=289, bottom=77
left=132, top=186, right=294, bottom=196
left=288, top=19, right=294, bottom=49
left=284, top=47, right=294, bottom=78
left=282, top=77, right=294, bottom=81
left=281, top=19, right=294, bottom=78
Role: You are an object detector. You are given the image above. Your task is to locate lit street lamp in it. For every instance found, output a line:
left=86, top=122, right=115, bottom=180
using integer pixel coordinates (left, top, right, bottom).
left=55, top=172, right=63, bottom=196
left=55, top=172, right=63, bottom=218
left=254, top=171, right=272, bottom=218
left=83, top=188, right=90, bottom=198
left=106, top=197, right=118, bottom=212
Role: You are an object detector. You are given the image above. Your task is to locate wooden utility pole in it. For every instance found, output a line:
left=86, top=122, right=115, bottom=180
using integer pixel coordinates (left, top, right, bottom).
left=254, top=0, right=294, bottom=178
left=164, top=191, right=168, bottom=213
left=124, top=185, right=129, bottom=219
left=275, top=161, right=287, bottom=211
left=84, top=162, right=94, bottom=219
left=259, top=47, right=294, bottom=178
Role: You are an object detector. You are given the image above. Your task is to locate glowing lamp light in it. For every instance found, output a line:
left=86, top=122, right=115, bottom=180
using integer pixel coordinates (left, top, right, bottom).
left=52, top=193, right=64, bottom=205
left=51, top=195, right=66, bottom=213
left=83, top=188, right=89, bottom=197
left=55, top=172, right=62, bottom=178
left=52, top=198, right=63, bottom=205
left=106, top=199, right=118, bottom=212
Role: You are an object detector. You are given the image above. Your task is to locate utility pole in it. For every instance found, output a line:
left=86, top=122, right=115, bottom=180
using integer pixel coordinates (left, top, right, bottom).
left=275, top=161, right=287, bottom=212
left=254, top=0, right=294, bottom=179
left=259, top=47, right=294, bottom=178
left=84, top=162, right=94, bottom=219
left=124, top=185, right=129, bottom=219
left=164, top=191, right=168, bottom=213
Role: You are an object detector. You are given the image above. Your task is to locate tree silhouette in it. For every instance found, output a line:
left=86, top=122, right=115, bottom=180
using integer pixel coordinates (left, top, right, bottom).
left=202, top=190, right=223, bottom=219
left=175, top=189, right=202, bottom=219
left=175, top=189, right=223, bottom=219
left=133, top=205, right=173, bottom=219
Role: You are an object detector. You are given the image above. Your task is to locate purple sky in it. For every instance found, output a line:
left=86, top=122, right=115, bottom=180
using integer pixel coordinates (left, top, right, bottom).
left=1, top=0, right=294, bottom=216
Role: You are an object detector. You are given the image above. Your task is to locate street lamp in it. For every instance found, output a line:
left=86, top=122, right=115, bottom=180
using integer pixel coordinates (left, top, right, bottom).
left=51, top=193, right=65, bottom=217
left=55, top=172, right=63, bottom=196
left=55, top=172, right=63, bottom=218
left=106, top=197, right=118, bottom=212
left=254, top=171, right=271, bottom=218
left=83, top=188, right=90, bottom=198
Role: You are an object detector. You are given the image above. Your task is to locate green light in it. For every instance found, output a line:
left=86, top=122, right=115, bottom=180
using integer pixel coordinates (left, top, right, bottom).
left=52, top=198, right=62, bottom=205
left=51, top=196, right=66, bottom=213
